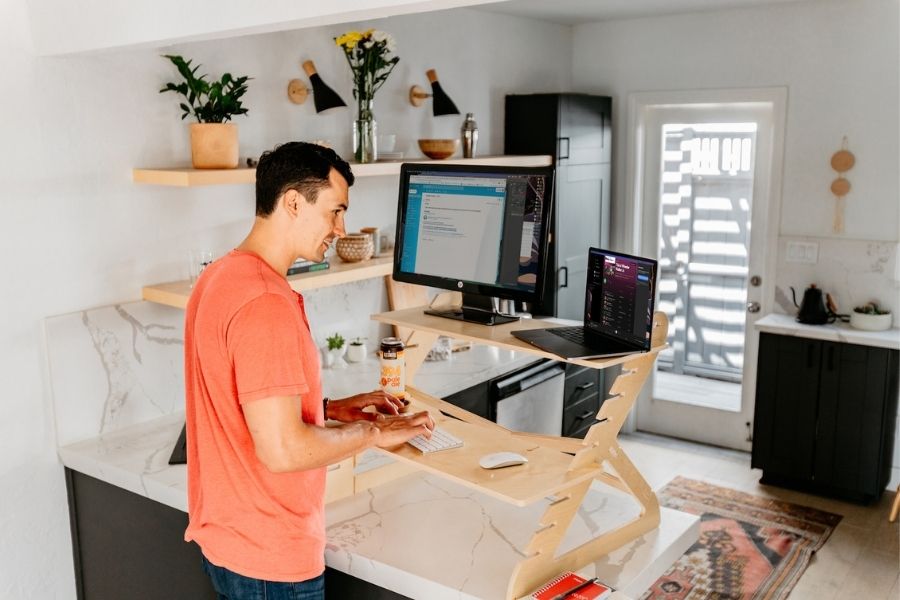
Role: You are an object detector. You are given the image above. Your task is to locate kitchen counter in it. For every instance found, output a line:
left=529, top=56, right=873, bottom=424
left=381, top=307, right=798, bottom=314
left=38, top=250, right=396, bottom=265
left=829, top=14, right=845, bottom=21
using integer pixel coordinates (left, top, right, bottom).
left=49, top=302, right=697, bottom=599
left=322, top=343, right=541, bottom=400
left=59, top=412, right=697, bottom=600
left=755, top=313, right=900, bottom=350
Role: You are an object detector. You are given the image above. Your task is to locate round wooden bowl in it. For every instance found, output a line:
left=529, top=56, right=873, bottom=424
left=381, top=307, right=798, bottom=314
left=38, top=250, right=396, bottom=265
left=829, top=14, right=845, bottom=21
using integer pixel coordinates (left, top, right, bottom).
left=418, top=139, right=459, bottom=160
left=335, top=233, right=374, bottom=262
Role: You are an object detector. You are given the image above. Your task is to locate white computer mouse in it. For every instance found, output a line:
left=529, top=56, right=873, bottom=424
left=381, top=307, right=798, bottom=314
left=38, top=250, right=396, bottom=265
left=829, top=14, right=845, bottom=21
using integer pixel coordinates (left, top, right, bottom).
left=478, top=451, right=528, bottom=470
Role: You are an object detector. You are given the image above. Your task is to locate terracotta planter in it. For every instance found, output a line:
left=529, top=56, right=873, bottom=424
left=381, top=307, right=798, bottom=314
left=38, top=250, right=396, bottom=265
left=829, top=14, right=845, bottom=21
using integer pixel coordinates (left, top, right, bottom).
left=190, top=123, right=239, bottom=169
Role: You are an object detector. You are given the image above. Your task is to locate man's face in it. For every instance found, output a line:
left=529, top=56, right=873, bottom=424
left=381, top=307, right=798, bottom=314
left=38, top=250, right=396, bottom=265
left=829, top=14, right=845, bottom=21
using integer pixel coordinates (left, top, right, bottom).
left=292, top=169, right=349, bottom=262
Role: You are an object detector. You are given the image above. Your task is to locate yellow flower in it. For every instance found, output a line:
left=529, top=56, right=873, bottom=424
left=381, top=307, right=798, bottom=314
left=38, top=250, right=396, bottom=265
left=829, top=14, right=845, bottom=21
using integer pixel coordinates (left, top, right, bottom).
left=335, top=31, right=364, bottom=49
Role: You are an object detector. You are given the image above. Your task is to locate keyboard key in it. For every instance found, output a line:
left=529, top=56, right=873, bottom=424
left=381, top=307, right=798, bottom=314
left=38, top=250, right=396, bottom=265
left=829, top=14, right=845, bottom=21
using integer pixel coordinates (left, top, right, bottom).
left=407, top=426, right=464, bottom=454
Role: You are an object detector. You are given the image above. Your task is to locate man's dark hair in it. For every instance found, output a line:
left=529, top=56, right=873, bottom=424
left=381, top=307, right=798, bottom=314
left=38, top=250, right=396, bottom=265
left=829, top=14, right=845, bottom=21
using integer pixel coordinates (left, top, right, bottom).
left=254, top=142, right=355, bottom=217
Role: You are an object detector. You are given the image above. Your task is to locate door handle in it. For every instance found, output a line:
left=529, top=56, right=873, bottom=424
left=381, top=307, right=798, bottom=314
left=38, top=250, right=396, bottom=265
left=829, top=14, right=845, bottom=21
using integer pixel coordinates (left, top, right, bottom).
left=575, top=410, right=594, bottom=422
left=575, top=382, right=595, bottom=392
left=558, top=137, right=570, bottom=160
left=747, top=301, right=760, bottom=313
left=559, top=266, right=568, bottom=288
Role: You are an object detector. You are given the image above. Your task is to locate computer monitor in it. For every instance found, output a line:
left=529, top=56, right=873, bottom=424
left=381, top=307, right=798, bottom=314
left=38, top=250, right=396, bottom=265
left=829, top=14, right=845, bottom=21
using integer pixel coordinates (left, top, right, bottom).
left=393, top=162, right=554, bottom=325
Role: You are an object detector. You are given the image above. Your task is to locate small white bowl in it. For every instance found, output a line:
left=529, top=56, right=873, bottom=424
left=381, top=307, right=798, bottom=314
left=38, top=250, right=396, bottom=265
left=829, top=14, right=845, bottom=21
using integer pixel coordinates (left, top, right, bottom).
left=849, top=311, right=892, bottom=331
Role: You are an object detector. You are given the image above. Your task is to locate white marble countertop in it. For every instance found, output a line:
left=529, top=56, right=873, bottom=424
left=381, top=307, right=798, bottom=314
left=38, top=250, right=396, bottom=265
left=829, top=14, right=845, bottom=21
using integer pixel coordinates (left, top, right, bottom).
left=321, top=343, right=541, bottom=400
left=755, top=313, right=900, bottom=350
left=58, top=412, right=696, bottom=600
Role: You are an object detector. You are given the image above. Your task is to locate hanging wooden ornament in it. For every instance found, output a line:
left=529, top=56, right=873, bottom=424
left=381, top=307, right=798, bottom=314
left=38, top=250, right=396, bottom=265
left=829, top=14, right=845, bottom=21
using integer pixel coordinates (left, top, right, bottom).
left=829, top=136, right=854, bottom=234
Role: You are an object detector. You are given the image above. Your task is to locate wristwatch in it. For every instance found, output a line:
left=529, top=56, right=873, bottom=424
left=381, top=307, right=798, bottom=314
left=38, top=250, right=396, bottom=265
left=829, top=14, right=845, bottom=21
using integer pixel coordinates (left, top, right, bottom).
left=322, top=396, right=330, bottom=418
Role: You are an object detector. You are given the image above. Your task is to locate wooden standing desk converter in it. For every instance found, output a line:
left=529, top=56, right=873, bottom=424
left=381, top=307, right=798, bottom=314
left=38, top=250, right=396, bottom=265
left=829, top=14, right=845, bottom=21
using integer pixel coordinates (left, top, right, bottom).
left=367, top=303, right=670, bottom=600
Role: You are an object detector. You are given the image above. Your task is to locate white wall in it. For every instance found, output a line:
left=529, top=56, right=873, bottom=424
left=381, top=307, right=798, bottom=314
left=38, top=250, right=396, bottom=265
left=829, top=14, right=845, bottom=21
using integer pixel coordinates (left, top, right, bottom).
left=1, top=4, right=571, bottom=596
left=571, top=0, right=899, bottom=248
left=571, top=0, right=900, bottom=487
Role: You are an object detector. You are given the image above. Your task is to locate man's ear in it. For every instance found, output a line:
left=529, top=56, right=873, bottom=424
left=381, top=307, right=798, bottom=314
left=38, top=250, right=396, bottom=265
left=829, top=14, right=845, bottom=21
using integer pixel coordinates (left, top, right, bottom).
left=281, top=189, right=306, bottom=218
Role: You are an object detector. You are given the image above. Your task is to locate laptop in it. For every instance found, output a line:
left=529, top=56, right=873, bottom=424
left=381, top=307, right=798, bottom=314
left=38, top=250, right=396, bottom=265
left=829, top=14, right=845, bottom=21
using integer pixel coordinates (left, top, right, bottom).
left=512, top=248, right=658, bottom=359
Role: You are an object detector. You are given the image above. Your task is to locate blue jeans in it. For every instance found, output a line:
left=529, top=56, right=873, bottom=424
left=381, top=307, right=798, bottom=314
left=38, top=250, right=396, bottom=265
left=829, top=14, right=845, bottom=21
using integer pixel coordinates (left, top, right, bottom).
left=201, top=555, right=325, bottom=600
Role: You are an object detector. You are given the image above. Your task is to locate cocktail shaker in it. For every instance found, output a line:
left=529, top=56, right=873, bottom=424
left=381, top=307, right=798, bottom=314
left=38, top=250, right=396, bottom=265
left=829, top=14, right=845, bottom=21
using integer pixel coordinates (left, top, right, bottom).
left=461, top=113, right=478, bottom=158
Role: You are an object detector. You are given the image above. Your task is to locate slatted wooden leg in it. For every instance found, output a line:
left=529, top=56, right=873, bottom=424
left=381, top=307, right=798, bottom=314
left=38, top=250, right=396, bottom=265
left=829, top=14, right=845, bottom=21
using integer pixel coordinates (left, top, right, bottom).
left=506, top=347, right=664, bottom=599
left=890, top=484, right=900, bottom=523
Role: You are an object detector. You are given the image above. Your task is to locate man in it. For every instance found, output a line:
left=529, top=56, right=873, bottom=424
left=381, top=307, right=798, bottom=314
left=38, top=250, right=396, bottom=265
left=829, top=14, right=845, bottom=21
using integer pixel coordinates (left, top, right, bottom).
left=183, top=141, right=433, bottom=599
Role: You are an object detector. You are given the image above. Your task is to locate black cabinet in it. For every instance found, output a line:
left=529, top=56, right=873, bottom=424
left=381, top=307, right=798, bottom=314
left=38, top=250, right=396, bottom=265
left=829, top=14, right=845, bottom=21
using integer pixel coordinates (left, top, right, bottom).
left=505, top=93, right=612, bottom=319
left=562, top=364, right=606, bottom=439
left=65, top=469, right=407, bottom=599
left=751, top=333, right=899, bottom=502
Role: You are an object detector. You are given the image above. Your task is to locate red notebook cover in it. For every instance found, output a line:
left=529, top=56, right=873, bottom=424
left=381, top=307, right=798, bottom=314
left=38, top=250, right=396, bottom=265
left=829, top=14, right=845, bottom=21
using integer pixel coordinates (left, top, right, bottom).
left=531, top=571, right=612, bottom=600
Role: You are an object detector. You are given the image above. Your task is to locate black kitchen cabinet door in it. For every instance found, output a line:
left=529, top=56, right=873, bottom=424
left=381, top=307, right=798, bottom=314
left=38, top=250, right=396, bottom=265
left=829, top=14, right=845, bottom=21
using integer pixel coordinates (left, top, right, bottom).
left=813, top=341, right=891, bottom=496
left=752, top=333, right=820, bottom=480
left=752, top=332, right=899, bottom=502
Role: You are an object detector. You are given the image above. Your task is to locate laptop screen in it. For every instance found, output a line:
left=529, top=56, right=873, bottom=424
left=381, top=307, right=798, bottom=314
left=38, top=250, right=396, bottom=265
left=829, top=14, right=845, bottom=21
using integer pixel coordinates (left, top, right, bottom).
left=584, top=248, right=657, bottom=349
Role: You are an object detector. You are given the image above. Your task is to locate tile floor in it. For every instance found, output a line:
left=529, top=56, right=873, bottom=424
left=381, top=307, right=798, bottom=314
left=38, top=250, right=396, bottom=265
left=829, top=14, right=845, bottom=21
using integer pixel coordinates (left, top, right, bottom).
left=620, top=432, right=900, bottom=600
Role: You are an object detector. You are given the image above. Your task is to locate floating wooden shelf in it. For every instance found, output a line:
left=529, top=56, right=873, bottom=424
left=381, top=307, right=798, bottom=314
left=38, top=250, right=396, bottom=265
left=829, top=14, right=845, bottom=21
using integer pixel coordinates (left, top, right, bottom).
left=132, top=155, right=552, bottom=186
left=143, top=254, right=393, bottom=309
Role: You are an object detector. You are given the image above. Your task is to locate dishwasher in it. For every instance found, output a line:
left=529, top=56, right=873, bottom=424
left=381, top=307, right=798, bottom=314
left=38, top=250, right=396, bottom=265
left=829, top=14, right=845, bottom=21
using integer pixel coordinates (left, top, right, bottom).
left=490, top=359, right=565, bottom=436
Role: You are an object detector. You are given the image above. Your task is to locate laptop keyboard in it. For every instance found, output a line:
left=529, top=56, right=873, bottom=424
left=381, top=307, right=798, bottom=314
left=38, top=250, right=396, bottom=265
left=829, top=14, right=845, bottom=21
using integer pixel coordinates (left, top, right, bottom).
left=548, top=326, right=587, bottom=345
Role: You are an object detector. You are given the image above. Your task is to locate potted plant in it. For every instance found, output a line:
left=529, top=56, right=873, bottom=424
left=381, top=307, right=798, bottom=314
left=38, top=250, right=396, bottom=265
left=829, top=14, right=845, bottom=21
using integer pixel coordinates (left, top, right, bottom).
left=850, top=302, right=892, bottom=331
left=324, top=333, right=347, bottom=369
left=159, top=55, right=250, bottom=169
left=346, top=337, right=368, bottom=363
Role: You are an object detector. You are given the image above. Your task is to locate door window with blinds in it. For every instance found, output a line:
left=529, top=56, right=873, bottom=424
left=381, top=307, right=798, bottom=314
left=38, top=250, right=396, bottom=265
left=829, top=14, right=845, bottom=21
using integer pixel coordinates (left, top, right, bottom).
left=656, top=123, right=757, bottom=410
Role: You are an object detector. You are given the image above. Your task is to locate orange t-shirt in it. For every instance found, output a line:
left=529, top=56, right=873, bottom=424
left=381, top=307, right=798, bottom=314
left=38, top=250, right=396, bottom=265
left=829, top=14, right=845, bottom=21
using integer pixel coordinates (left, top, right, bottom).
left=183, top=250, right=326, bottom=582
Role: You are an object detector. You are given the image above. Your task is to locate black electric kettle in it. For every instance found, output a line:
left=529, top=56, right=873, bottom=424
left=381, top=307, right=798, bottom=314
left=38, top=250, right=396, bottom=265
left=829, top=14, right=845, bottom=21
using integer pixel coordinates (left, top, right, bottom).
left=790, top=284, right=833, bottom=324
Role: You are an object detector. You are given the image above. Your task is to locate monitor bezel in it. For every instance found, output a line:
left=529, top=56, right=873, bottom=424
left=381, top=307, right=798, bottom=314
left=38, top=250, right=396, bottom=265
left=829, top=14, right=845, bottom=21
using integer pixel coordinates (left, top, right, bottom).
left=393, top=162, right=555, bottom=304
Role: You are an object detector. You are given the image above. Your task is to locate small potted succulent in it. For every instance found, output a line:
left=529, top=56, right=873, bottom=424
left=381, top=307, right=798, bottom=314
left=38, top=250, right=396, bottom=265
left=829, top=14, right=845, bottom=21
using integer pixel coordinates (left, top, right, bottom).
left=850, top=301, right=892, bottom=331
left=159, top=55, right=251, bottom=169
left=324, top=333, right=347, bottom=369
left=346, top=337, right=368, bottom=363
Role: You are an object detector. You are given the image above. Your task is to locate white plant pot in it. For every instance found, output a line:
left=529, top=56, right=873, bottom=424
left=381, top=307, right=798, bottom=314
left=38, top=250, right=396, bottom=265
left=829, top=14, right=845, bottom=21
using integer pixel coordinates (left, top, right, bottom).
left=849, top=311, right=892, bottom=331
left=320, top=347, right=334, bottom=368
left=346, top=343, right=368, bottom=363
left=328, top=347, right=347, bottom=369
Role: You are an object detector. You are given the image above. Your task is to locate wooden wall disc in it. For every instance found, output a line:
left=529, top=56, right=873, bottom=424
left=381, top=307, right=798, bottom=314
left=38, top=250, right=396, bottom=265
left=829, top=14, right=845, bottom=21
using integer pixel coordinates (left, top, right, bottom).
left=830, top=149, right=855, bottom=172
left=830, top=177, right=851, bottom=196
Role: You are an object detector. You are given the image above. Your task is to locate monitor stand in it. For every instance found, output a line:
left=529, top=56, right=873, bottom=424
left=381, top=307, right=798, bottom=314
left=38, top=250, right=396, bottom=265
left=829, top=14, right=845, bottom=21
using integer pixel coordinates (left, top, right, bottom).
left=424, top=293, right=520, bottom=326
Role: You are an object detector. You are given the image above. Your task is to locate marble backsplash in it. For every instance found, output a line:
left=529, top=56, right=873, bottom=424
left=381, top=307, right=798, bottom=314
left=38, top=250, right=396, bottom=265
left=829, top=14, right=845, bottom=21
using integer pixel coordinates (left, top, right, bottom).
left=774, top=237, right=900, bottom=320
left=44, top=276, right=394, bottom=447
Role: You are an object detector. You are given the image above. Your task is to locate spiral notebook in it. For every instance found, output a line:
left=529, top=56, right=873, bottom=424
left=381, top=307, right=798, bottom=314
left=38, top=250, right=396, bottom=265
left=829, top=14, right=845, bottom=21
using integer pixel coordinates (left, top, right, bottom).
left=531, top=572, right=612, bottom=600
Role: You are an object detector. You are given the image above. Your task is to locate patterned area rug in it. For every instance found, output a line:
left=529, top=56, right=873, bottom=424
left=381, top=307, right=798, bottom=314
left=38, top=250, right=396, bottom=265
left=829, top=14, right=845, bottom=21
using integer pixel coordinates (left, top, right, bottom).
left=642, top=476, right=842, bottom=600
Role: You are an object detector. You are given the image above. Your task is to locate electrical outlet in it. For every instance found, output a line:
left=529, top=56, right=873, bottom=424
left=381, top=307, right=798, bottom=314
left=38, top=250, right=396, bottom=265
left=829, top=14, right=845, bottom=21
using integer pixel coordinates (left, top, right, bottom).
left=786, top=241, right=818, bottom=264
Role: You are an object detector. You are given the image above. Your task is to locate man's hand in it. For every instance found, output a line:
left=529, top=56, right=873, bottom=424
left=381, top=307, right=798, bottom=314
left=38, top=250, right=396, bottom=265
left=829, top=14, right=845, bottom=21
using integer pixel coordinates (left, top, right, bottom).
left=372, top=411, right=435, bottom=448
left=326, top=390, right=407, bottom=423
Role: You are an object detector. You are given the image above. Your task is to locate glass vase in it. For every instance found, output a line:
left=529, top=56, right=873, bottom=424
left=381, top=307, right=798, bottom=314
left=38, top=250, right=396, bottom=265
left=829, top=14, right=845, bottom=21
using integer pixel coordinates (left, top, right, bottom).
left=353, top=100, right=377, bottom=163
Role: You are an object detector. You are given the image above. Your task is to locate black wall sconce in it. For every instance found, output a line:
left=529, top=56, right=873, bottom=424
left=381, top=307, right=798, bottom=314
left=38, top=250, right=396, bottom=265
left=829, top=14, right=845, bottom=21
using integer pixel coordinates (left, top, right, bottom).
left=287, top=60, right=347, bottom=112
left=409, top=69, right=459, bottom=116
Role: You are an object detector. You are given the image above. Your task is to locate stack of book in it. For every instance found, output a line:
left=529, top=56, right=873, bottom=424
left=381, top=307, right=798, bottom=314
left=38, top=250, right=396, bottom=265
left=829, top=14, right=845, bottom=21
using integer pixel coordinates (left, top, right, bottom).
left=287, top=258, right=330, bottom=276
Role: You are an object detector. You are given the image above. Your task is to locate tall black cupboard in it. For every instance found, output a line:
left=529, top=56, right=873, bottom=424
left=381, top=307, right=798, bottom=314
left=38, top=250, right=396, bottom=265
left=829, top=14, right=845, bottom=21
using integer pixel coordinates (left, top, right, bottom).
left=504, top=93, right=612, bottom=319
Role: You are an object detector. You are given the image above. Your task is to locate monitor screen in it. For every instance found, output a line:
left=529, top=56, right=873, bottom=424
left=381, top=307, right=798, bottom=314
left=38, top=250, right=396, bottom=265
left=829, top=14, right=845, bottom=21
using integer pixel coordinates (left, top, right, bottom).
left=393, top=163, right=554, bottom=304
left=585, top=248, right=657, bottom=349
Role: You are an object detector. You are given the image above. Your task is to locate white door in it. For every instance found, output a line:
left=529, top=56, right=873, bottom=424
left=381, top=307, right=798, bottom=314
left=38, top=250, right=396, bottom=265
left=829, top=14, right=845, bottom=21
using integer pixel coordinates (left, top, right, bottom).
left=631, top=89, right=786, bottom=451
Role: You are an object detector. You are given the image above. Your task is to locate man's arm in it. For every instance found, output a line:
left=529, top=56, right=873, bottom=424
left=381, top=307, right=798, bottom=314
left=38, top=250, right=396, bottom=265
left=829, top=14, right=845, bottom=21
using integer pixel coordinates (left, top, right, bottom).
left=243, top=395, right=432, bottom=473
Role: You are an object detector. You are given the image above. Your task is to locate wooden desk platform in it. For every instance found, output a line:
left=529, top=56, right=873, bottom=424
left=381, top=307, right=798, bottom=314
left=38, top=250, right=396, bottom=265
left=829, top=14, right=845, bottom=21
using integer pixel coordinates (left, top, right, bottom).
left=372, top=306, right=665, bottom=372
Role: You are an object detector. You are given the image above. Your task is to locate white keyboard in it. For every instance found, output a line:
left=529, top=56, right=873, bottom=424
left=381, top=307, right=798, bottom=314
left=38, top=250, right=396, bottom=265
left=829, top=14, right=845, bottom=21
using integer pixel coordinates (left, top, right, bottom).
left=407, top=427, right=464, bottom=454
